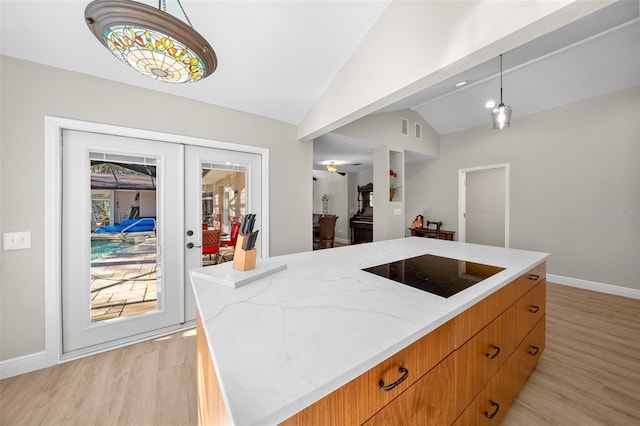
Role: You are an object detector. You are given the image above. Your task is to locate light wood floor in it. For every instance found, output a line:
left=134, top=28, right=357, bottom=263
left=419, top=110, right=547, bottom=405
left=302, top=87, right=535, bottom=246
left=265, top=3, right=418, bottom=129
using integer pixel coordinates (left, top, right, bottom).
left=503, top=283, right=640, bottom=425
left=1, top=283, right=638, bottom=425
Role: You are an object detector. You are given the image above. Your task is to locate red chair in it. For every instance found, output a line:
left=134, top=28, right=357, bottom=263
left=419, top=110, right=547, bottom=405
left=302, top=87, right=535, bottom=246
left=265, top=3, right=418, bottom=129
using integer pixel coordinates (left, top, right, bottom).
left=221, top=222, right=241, bottom=249
left=220, top=222, right=241, bottom=261
left=202, top=229, right=220, bottom=263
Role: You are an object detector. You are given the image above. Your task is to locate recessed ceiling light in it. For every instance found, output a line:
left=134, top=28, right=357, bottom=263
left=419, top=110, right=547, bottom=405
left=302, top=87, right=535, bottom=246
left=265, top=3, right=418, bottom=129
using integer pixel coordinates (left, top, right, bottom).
left=455, top=81, right=467, bottom=87
left=485, top=100, right=496, bottom=109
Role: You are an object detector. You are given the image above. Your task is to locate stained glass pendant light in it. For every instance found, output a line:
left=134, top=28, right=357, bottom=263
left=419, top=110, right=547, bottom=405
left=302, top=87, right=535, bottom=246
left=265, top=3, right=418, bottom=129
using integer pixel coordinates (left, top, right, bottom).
left=491, top=54, right=512, bottom=130
left=85, top=0, right=217, bottom=83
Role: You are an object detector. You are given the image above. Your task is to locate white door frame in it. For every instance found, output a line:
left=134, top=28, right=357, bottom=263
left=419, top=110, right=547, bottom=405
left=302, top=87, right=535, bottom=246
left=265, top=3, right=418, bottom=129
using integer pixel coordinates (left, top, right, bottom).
left=44, top=116, right=269, bottom=365
left=458, top=163, right=510, bottom=247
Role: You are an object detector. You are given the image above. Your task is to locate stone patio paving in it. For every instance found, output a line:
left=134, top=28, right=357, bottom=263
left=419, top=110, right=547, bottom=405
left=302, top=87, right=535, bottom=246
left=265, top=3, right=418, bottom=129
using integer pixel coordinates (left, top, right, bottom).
left=90, top=233, right=158, bottom=322
left=89, top=232, right=234, bottom=322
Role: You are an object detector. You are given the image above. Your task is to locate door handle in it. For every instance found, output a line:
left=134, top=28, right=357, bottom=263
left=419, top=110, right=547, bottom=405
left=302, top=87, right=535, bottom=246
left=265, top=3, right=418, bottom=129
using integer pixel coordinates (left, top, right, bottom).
left=186, top=242, right=201, bottom=249
left=186, top=230, right=194, bottom=236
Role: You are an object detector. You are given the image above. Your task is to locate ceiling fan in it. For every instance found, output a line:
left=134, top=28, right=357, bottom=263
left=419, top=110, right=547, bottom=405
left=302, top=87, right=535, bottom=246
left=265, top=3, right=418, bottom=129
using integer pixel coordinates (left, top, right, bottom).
left=325, top=162, right=346, bottom=176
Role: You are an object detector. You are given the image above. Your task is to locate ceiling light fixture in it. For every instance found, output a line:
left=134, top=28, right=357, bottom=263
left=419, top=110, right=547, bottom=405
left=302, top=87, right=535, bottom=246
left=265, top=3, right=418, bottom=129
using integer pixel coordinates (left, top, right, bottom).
left=455, top=81, right=467, bottom=87
left=326, top=163, right=338, bottom=173
left=85, top=0, right=217, bottom=83
left=491, top=54, right=512, bottom=130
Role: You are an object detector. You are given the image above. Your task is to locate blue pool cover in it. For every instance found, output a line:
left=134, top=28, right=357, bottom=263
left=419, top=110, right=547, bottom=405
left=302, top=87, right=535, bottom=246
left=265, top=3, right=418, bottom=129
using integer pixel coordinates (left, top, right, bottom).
left=94, top=218, right=156, bottom=233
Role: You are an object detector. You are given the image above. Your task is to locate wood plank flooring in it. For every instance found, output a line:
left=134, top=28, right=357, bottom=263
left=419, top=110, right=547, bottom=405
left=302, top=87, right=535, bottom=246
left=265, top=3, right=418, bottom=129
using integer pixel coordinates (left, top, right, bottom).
left=1, top=283, right=638, bottom=425
left=0, top=330, right=197, bottom=426
left=503, top=283, right=640, bottom=425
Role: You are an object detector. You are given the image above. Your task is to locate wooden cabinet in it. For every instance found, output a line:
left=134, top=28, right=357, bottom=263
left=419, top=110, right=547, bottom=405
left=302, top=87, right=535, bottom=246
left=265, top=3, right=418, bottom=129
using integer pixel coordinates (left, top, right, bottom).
left=454, top=318, right=546, bottom=425
left=282, top=320, right=456, bottom=425
left=454, top=280, right=546, bottom=412
left=196, top=313, right=229, bottom=426
left=197, top=262, right=547, bottom=426
left=363, top=355, right=457, bottom=426
left=410, top=227, right=455, bottom=240
left=280, top=263, right=546, bottom=425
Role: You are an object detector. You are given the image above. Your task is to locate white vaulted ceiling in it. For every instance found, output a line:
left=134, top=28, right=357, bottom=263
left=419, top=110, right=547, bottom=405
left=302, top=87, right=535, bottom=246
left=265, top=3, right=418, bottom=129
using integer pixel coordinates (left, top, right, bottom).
left=1, top=0, right=638, bottom=151
left=0, top=0, right=391, bottom=125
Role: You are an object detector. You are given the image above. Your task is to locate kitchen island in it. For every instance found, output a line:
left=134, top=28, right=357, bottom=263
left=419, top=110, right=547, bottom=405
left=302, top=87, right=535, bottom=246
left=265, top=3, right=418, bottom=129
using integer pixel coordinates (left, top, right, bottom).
left=192, top=237, right=548, bottom=425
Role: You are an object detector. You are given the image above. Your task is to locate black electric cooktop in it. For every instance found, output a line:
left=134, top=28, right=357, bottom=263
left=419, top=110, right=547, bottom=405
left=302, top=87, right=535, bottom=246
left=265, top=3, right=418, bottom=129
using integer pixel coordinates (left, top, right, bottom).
left=363, top=253, right=505, bottom=298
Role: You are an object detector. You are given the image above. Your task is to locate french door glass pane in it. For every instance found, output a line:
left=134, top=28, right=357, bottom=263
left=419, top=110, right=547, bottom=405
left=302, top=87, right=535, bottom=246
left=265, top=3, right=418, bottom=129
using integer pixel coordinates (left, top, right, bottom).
left=90, top=155, right=158, bottom=322
left=201, top=163, right=246, bottom=266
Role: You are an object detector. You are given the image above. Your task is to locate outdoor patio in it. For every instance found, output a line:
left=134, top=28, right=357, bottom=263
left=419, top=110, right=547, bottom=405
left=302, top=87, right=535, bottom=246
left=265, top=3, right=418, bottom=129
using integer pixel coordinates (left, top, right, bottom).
left=90, top=233, right=158, bottom=322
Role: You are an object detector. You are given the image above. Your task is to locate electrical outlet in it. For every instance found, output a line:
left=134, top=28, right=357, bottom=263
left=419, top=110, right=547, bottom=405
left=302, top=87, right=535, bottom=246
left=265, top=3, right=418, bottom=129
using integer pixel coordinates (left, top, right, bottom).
left=3, top=231, right=31, bottom=250
left=393, top=209, right=402, bottom=216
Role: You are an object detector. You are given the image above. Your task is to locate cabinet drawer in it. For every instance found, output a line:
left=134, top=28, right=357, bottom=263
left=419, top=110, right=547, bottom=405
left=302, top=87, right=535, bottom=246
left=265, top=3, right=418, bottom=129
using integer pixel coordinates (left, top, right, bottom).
left=513, top=281, right=546, bottom=342
left=454, top=283, right=517, bottom=348
left=454, top=304, right=517, bottom=413
left=454, top=282, right=545, bottom=418
left=363, top=355, right=457, bottom=426
left=512, top=317, right=545, bottom=394
left=453, top=356, right=515, bottom=426
left=281, top=319, right=455, bottom=425
left=453, top=318, right=546, bottom=426
left=513, top=262, right=546, bottom=299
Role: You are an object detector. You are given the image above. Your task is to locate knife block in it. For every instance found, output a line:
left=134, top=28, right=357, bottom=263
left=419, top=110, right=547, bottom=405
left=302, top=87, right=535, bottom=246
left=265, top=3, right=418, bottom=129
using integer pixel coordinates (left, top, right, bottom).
left=233, top=235, right=257, bottom=271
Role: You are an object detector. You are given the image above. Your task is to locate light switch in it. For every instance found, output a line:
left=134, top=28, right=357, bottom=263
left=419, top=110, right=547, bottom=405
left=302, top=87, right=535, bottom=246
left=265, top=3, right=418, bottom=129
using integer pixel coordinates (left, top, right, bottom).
left=3, top=231, right=31, bottom=250
left=393, top=208, right=402, bottom=216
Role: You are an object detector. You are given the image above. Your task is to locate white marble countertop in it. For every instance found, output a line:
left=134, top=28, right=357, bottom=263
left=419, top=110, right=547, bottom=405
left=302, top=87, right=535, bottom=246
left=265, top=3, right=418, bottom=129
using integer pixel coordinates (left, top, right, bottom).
left=191, top=237, right=548, bottom=425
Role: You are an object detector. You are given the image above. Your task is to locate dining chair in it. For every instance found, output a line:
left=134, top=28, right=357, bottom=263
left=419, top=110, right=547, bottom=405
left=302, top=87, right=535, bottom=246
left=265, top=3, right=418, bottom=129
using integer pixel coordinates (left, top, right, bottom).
left=220, top=222, right=241, bottom=261
left=202, top=229, right=221, bottom=264
left=313, top=215, right=338, bottom=249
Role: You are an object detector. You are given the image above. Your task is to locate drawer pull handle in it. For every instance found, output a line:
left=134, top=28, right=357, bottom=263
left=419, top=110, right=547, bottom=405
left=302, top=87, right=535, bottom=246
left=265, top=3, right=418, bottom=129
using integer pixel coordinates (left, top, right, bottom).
left=379, top=367, right=409, bottom=391
left=528, top=345, right=540, bottom=355
left=484, top=401, right=500, bottom=419
left=527, top=274, right=540, bottom=281
left=528, top=305, right=540, bottom=313
left=485, top=345, right=501, bottom=359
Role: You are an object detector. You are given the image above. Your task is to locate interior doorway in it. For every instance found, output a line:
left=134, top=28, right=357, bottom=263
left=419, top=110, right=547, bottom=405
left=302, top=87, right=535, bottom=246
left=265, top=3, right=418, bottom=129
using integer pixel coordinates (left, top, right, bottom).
left=458, top=164, right=510, bottom=248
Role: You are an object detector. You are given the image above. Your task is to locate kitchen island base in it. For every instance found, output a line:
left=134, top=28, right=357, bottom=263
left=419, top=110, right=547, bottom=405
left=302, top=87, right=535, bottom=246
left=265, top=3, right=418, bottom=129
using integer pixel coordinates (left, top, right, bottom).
left=196, top=259, right=546, bottom=425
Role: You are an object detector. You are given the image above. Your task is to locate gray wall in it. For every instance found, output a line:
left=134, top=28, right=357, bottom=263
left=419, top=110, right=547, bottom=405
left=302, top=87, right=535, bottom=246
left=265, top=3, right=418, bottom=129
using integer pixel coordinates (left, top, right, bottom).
left=335, top=109, right=439, bottom=241
left=406, top=87, right=640, bottom=290
left=0, top=56, right=312, bottom=360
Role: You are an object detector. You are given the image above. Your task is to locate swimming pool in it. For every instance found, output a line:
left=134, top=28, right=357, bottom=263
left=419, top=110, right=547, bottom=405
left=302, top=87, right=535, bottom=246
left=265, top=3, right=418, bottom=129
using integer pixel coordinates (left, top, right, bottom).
left=91, top=239, right=137, bottom=260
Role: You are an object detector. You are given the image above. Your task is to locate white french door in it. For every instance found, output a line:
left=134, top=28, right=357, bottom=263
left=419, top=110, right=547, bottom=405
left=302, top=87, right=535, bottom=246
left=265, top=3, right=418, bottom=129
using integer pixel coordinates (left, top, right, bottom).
left=183, top=145, right=263, bottom=321
left=61, top=130, right=263, bottom=356
left=62, top=130, right=184, bottom=355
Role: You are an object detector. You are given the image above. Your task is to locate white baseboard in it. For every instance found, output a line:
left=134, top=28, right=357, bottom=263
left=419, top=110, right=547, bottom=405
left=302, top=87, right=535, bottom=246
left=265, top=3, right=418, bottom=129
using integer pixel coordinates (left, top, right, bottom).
left=0, top=351, right=49, bottom=380
left=1, top=321, right=197, bottom=380
left=547, top=274, right=640, bottom=299
left=335, top=237, right=349, bottom=245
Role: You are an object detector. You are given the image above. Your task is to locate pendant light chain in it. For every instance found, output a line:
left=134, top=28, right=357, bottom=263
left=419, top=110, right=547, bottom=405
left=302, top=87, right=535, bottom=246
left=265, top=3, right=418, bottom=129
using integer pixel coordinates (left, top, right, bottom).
left=159, top=0, right=193, bottom=27
left=177, top=0, right=193, bottom=27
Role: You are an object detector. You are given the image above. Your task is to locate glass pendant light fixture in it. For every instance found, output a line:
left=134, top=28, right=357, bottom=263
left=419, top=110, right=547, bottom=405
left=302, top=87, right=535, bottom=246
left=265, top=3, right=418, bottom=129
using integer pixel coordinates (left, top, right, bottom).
left=85, top=0, right=217, bottom=83
left=491, top=54, right=512, bottom=130
left=326, top=163, right=339, bottom=173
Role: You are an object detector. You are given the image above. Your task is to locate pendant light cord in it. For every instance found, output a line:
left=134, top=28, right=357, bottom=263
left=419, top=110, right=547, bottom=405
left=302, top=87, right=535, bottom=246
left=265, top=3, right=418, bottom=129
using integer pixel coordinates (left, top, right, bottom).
left=500, top=54, right=504, bottom=105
